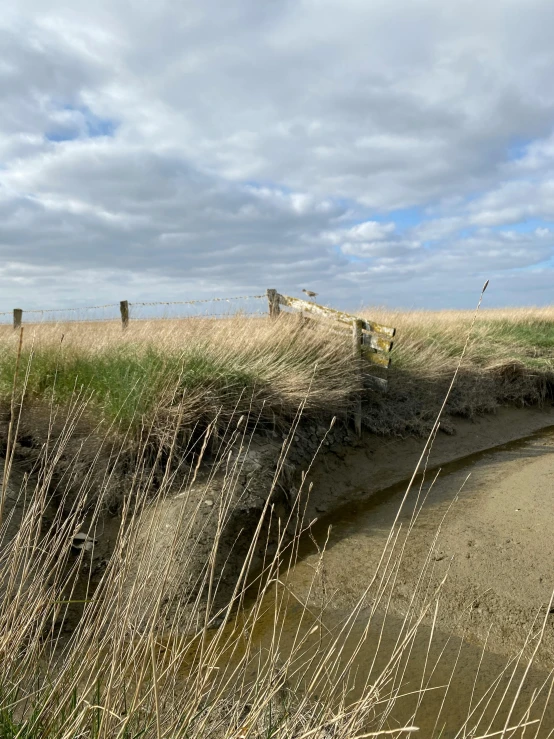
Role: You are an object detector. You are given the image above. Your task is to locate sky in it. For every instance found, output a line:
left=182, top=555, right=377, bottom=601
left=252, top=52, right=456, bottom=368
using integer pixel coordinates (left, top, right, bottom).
left=2, top=0, right=554, bottom=312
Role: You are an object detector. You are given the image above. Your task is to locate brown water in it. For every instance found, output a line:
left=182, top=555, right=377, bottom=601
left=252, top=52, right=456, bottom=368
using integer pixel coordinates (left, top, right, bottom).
left=215, top=428, right=554, bottom=737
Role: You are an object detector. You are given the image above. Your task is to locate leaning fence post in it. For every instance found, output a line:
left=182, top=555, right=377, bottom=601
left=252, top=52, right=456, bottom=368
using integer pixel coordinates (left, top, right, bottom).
left=352, top=318, right=363, bottom=436
left=13, top=309, right=22, bottom=330
left=120, top=300, right=129, bottom=330
left=266, top=289, right=280, bottom=319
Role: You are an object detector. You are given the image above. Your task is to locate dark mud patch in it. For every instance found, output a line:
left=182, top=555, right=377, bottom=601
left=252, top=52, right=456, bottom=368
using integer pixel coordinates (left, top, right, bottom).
left=3, top=405, right=554, bottom=639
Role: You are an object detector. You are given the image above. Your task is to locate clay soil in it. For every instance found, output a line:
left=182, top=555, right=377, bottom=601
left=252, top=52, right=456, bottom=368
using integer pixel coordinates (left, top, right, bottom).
left=293, top=406, right=554, bottom=664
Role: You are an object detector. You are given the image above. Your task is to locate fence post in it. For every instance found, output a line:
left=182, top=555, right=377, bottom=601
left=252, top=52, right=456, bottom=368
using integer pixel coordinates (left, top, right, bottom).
left=352, top=318, right=363, bottom=437
left=13, top=309, right=22, bottom=330
left=266, top=289, right=280, bottom=319
left=120, top=300, right=129, bottom=330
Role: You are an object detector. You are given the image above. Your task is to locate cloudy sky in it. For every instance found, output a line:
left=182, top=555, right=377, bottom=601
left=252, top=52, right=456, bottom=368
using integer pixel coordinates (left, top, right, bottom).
left=2, top=0, right=554, bottom=312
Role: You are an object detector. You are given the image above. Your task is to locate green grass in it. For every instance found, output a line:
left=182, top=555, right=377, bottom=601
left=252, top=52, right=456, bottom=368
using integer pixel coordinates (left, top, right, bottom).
left=0, top=346, right=263, bottom=430
left=0, top=317, right=360, bottom=439
left=1, top=308, right=554, bottom=443
left=1, top=310, right=553, bottom=737
left=374, top=312, right=554, bottom=373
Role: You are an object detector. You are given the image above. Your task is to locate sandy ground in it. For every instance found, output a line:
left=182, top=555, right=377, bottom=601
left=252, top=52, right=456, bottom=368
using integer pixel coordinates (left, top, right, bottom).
left=4, top=404, right=554, bottom=654
left=292, top=408, right=554, bottom=665
left=304, top=406, right=554, bottom=519
left=4, top=407, right=554, bottom=735
left=214, top=409, right=554, bottom=738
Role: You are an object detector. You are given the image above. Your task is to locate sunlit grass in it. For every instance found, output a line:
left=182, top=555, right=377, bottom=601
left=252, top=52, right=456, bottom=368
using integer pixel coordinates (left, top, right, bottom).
left=0, top=307, right=553, bottom=442
left=0, top=317, right=359, bottom=433
left=362, top=306, right=554, bottom=373
left=0, top=308, right=553, bottom=736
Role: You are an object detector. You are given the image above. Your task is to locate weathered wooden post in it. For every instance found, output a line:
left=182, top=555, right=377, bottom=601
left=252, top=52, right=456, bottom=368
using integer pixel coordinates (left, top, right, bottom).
left=352, top=318, right=363, bottom=437
left=120, top=300, right=129, bottom=330
left=13, top=309, right=22, bottom=330
left=266, top=289, right=280, bottom=319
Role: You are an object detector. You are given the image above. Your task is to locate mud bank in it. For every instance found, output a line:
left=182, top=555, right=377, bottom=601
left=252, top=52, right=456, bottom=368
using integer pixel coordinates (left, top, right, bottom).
left=4, top=405, right=554, bottom=640
left=301, top=406, right=554, bottom=521
left=124, top=405, right=554, bottom=632
left=294, top=407, right=554, bottom=666
left=203, top=409, right=554, bottom=737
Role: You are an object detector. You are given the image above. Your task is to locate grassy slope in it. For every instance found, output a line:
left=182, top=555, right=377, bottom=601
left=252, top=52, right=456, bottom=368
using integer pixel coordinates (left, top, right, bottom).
left=0, top=307, right=553, bottom=440
left=360, top=307, right=554, bottom=435
left=0, top=317, right=359, bottom=438
left=374, top=307, right=554, bottom=371
left=1, top=309, right=553, bottom=738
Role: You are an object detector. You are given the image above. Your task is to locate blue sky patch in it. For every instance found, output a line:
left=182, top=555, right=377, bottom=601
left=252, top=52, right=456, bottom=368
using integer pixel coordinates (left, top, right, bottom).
left=506, top=136, right=533, bottom=161
left=45, top=129, right=79, bottom=143
left=378, top=206, right=424, bottom=229
left=46, top=104, right=118, bottom=143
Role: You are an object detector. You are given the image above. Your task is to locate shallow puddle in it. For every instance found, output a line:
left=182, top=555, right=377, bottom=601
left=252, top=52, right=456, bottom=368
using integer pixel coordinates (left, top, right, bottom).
left=216, top=427, right=554, bottom=737
left=218, top=601, right=554, bottom=738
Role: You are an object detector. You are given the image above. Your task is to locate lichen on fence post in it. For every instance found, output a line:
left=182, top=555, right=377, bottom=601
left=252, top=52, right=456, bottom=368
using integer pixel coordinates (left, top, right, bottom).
left=352, top=318, right=363, bottom=436
left=13, top=309, right=22, bottom=330
left=120, top=300, right=129, bottom=330
left=266, top=289, right=280, bottom=319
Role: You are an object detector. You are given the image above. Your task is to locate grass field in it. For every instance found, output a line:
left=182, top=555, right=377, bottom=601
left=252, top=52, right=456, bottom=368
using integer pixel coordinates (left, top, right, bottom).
left=1, top=305, right=552, bottom=441
left=0, top=316, right=358, bottom=437
left=370, top=306, right=554, bottom=373
left=1, top=307, right=553, bottom=737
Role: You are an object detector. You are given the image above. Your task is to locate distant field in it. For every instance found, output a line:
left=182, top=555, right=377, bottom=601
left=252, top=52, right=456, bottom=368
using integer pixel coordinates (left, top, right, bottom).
left=0, top=307, right=553, bottom=438
left=367, top=306, right=554, bottom=372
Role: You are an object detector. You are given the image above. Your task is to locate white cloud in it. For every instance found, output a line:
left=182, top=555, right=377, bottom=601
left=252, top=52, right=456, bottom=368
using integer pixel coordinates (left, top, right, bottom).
left=346, top=221, right=396, bottom=242
left=341, top=240, right=421, bottom=259
left=1, top=0, right=554, bottom=309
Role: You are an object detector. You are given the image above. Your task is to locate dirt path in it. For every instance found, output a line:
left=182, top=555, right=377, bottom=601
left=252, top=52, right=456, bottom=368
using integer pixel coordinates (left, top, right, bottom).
left=304, top=406, right=554, bottom=519
left=295, top=416, right=554, bottom=664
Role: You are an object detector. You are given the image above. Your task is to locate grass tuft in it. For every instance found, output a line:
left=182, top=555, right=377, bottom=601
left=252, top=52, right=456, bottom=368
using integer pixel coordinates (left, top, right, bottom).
left=0, top=317, right=359, bottom=436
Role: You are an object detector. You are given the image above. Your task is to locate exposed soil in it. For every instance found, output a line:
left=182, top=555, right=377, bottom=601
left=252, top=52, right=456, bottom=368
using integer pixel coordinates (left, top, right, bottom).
left=302, top=405, right=554, bottom=521
left=3, top=404, right=554, bottom=645
left=294, top=407, right=554, bottom=665
left=203, top=408, right=554, bottom=737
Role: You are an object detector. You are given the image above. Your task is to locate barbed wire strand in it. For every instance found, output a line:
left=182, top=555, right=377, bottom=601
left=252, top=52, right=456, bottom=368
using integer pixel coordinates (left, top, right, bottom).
left=130, top=311, right=267, bottom=320
left=3, top=295, right=266, bottom=315
left=129, top=295, right=265, bottom=307
left=0, top=312, right=267, bottom=325
left=23, top=303, right=120, bottom=315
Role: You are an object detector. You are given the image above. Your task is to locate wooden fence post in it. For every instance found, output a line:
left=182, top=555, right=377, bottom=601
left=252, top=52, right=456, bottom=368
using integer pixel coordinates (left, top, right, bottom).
left=266, top=289, right=280, bottom=319
left=120, top=300, right=129, bottom=330
left=352, top=318, right=363, bottom=436
left=13, top=309, right=22, bottom=330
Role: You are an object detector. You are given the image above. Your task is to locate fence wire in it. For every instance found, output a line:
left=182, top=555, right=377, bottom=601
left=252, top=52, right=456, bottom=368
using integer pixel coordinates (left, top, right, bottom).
left=0, top=295, right=268, bottom=325
left=129, top=295, right=264, bottom=307
left=22, top=303, right=120, bottom=315
left=130, top=297, right=267, bottom=322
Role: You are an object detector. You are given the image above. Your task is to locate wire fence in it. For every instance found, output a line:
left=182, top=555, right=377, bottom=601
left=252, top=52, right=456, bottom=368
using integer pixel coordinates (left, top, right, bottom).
left=128, top=295, right=267, bottom=323
left=0, top=290, right=395, bottom=418
left=0, top=295, right=269, bottom=327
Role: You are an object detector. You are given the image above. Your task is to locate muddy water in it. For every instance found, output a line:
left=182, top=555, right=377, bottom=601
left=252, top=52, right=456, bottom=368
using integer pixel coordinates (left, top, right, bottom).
left=221, top=428, right=554, bottom=737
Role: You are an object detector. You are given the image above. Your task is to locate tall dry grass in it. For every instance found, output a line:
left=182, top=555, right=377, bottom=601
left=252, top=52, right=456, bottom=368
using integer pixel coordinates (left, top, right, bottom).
left=2, top=306, right=554, bottom=446
left=2, top=402, right=553, bottom=738
left=362, top=306, right=554, bottom=375
left=0, top=316, right=360, bottom=438
left=351, top=306, right=554, bottom=435
left=0, top=316, right=553, bottom=737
